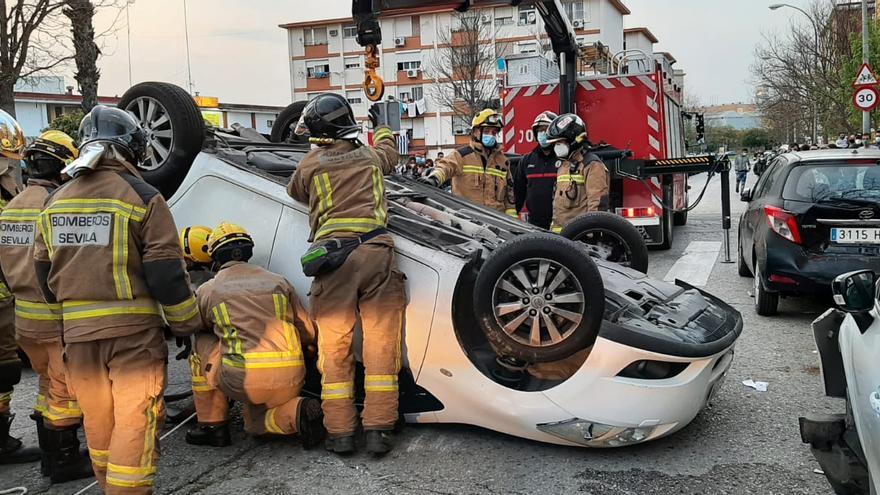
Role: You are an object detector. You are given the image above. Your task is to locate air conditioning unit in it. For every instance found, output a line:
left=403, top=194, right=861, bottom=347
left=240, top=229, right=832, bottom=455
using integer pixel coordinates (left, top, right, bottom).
left=406, top=69, right=420, bottom=78
left=480, top=14, right=491, bottom=24
left=572, top=20, right=584, bottom=28
left=329, top=29, right=339, bottom=37
left=394, top=37, right=406, bottom=46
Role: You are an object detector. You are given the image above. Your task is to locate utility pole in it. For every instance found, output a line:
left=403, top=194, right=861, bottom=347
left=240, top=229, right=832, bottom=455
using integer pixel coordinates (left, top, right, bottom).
left=863, top=0, right=871, bottom=135
left=183, top=0, right=195, bottom=95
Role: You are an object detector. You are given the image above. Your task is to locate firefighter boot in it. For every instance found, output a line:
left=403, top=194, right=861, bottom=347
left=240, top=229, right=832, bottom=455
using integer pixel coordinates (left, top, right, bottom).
left=46, top=424, right=93, bottom=484
left=365, top=429, right=394, bottom=456
left=185, top=423, right=232, bottom=447
left=0, top=412, right=41, bottom=464
left=325, top=434, right=355, bottom=455
left=296, top=398, right=325, bottom=450
left=31, top=414, right=50, bottom=475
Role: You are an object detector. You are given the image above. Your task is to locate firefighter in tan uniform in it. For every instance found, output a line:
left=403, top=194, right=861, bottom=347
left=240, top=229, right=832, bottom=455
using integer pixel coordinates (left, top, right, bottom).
left=288, top=93, right=407, bottom=456
left=184, top=222, right=324, bottom=448
left=0, top=130, right=94, bottom=482
left=420, top=109, right=515, bottom=215
left=33, top=106, right=201, bottom=494
left=0, top=109, right=42, bottom=466
left=180, top=225, right=216, bottom=288
left=545, top=113, right=610, bottom=232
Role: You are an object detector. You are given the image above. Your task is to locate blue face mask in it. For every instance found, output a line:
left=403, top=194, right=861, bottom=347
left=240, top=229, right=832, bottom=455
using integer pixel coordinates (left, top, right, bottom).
left=537, top=131, right=549, bottom=148
left=481, top=134, right=497, bottom=148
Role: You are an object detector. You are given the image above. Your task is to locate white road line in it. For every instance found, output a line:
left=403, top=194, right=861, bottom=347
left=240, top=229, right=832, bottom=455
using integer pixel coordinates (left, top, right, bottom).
left=663, top=241, right=722, bottom=287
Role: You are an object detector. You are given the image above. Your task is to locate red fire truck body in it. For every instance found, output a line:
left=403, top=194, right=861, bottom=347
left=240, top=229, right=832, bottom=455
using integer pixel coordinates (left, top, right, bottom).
left=502, top=60, right=688, bottom=248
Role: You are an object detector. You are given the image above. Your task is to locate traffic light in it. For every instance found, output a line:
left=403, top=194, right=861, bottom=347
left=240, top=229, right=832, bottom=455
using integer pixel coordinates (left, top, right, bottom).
left=695, top=114, right=705, bottom=143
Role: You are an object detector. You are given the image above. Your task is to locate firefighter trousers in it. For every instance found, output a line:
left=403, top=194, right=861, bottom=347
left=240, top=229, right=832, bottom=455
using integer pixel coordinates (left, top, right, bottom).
left=16, top=336, right=82, bottom=427
left=190, top=333, right=305, bottom=435
left=65, top=328, right=167, bottom=495
left=310, top=242, right=407, bottom=437
left=0, top=297, right=18, bottom=415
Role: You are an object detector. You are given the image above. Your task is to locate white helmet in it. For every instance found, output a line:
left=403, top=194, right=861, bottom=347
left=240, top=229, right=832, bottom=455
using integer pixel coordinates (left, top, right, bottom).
left=532, top=111, right=558, bottom=132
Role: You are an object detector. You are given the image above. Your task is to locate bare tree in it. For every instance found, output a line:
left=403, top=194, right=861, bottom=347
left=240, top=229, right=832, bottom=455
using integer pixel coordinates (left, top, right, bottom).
left=0, top=0, right=72, bottom=116
left=426, top=11, right=499, bottom=128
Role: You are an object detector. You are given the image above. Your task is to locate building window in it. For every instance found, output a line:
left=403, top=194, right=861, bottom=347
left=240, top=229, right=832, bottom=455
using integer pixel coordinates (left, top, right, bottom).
left=303, top=27, right=328, bottom=46
left=518, top=42, right=538, bottom=55
left=518, top=4, right=537, bottom=25
left=306, top=60, right=330, bottom=78
left=564, top=1, right=585, bottom=23
left=306, top=92, right=321, bottom=100
left=399, top=86, right=423, bottom=102
left=452, top=116, right=470, bottom=135
left=346, top=90, right=363, bottom=105
left=343, top=25, right=357, bottom=38
left=344, top=56, right=361, bottom=70
left=267, top=119, right=275, bottom=128
left=495, top=15, right=514, bottom=26
left=411, top=16, right=421, bottom=37
left=397, top=60, right=421, bottom=71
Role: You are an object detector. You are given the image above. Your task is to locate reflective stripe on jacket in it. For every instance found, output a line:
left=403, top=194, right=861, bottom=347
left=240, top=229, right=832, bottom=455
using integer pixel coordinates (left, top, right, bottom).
left=431, top=140, right=514, bottom=214
left=551, top=150, right=610, bottom=232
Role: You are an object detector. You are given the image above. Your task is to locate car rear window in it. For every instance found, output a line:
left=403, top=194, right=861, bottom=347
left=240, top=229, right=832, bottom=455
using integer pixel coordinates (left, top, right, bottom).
left=782, top=161, right=880, bottom=202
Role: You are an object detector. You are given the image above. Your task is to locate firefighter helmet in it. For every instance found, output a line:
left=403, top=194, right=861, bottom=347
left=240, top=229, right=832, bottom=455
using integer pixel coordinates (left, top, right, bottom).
left=206, top=222, right=254, bottom=257
left=294, top=93, right=361, bottom=140
left=546, top=113, right=587, bottom=146
left=471, top=109, right=503, bottom=129
left=0, top=109, right=25, bottom=160
left=180, top=225, right=213, bottom=264
left=531, top=111, right=558, bottom=132
left=24, top=130, right=79, bottom=179
left=78, top=105, right=148, bottom=164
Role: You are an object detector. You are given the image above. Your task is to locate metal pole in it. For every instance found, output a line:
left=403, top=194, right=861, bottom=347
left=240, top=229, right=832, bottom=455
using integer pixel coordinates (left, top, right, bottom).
left=863, top=0, right=871, bottom=135
left=720, top=157, right=732, bottom=263
left=126, top=2, right=132, bottom=87
left=183, top=0, right=194, bottom=94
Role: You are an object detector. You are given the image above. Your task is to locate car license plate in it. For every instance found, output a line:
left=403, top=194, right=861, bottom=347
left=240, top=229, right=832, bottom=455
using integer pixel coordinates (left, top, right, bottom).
left=830, top=227, right=880, bottom=244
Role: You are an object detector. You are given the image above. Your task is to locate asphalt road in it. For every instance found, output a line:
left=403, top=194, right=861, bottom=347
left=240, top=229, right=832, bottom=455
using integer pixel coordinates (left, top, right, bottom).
left=1, top=171, right=839, bottom=494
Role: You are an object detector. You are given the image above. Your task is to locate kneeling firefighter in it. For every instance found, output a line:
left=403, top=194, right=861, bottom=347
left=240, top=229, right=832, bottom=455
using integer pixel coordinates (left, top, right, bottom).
left=180, top=225, right=215, bottom=288
left=288, top=93, right=407, bottom=455
left=185, top=222, right=324, bottom=448
left=545, top=113, right=610, bottom=232
left=0, top=130, right=94, bottom=482
left=33, top=106, right=202, bottom=494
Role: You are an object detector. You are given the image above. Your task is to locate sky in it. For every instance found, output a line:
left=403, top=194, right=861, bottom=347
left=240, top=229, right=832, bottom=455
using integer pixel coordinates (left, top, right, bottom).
left=88, top=0, right=803, bottom=107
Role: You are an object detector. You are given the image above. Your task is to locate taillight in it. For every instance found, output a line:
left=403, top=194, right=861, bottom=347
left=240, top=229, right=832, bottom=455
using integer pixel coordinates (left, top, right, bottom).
left=617, top=207, right=657, bottom=218
left=764, top=205, right=802, bottom=244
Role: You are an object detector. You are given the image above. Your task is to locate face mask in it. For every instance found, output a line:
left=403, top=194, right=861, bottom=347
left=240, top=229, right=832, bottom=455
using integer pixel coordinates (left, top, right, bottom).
left=481, top=134, right=497, bottom=149
left=554, top=142, right=570, bottom=158
left=537, top=132, right=550, bottom=148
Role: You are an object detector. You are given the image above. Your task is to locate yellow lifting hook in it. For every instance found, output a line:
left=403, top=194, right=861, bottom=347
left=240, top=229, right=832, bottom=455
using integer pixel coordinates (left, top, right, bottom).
left=362, top=44, right=385, bottom=102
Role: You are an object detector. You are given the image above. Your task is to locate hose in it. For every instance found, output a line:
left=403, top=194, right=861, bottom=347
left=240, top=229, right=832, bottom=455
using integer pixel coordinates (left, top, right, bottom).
left=634, top=155, right=726, bottom=214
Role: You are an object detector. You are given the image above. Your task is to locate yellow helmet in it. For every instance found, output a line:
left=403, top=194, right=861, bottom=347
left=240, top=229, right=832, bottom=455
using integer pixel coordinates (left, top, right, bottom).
left=471, top=109, right=503, bottom=129
left=25, top=130, right=79, bottom=164
left=0, top=109, right=25, bottom=160
left=206, top=222, right=254, bottom=257
left=180, top=225, right=213, bottom=264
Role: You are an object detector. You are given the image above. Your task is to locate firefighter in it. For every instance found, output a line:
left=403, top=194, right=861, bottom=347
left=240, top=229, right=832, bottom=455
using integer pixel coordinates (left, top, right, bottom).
left=287, top=93, right=407, bottom=456
left=180, top=225, right=215, bottom=287
left=512, top=111, right=558, bottom=229
left=0, top=130, right=96, bottom=481
left=419, top=109, right=515, bottom=215
left=545, top=113, right=609, bottom=232
left=184, top=222, right=323, bottom=448
left=0, top=109, right=41, bottom=466
left=33, top=105, right=201, bottom=494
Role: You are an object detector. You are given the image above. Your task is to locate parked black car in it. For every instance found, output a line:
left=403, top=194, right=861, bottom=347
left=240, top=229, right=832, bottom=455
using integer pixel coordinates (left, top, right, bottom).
left=738, top=149, right=880, bottom=315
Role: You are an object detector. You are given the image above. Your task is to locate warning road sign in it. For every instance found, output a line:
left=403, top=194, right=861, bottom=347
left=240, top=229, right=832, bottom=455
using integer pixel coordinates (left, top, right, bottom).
left=853, top=86, right=880, bottom=111
left=853, top=62, right=879, bottom=87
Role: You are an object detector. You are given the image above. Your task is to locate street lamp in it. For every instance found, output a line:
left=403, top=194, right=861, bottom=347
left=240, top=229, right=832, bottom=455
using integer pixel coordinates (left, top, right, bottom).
left=769, top=3, right=820, bottom=144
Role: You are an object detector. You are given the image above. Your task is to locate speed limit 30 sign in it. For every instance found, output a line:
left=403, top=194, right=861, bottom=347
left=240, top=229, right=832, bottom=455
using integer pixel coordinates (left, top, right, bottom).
left=854, top=86, right=880, bottom=112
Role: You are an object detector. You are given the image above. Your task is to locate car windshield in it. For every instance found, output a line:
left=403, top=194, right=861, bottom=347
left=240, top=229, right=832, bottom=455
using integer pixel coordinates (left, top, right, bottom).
left=782, top=161, right=880, bottom=202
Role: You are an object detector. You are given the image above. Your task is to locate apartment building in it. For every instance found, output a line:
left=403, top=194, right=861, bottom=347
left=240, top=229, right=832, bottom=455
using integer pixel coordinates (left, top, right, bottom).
left=280, top=0, right=630, bottom=156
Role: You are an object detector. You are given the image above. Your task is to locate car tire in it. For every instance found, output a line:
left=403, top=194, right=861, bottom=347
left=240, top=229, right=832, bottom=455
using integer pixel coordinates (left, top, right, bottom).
left=737, top=238, right=752, bottom=277
left=473, top=233, right=605, bottom=363
left=754, top=263, right=778, bottom=316
left=118, top=82, right=205, bottom=198
left=270, top=101, right=309, bottom=144
left=559, top=212, right=649, bottom=273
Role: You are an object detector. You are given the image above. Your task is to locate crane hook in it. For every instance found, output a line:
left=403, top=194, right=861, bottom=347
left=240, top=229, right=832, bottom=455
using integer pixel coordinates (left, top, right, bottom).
left=362, top=44, right=384, bottom=102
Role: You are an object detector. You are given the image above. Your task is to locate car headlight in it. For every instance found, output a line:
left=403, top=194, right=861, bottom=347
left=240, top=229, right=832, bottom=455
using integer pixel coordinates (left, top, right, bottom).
left=536, top=418, right=658, bottom=447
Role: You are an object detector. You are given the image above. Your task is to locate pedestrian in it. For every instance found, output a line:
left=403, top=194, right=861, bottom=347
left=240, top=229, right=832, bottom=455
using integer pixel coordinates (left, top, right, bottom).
left=734, top=148, right=750, bottom=193
left=835, top=134, right=849, bottom=148
left=436, top=151, right=444, bottom=161
left=0, top=110, right=43, bottom=467
left=0, top=130, right=94, bottom=482
left=512, top=111, right=558, bottom=229
left=544, top=113, right=609, bottom=232
left=184, top=222, right=324, bottom=449
left=420, top=109, right=515, bottom=216
left=33, top=106, right=202, bottom=494
left=287, top=94, right=407, bottom=455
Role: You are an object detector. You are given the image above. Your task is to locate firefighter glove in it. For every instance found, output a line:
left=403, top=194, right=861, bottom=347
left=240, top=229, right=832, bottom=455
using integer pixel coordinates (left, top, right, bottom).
left=418, top=175, right=441, bottom=187
left=175, top=336, right=192, bottom=360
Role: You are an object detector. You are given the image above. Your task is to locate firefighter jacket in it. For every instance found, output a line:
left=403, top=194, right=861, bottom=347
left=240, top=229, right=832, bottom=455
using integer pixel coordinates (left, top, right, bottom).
left=551, top=150, right=610, bottom=232
left=430, top=140, right=514, bottom=214
left=196, top=261, right=316, bottom=387
left=513, top=146, right=558, bottom=230
left=32, top=158, right=201, bottom=343
left=0, top=179, right=61, bottom=340
left=287, top=130, right=398, bottom=244
left=0, top=162, right=20, bottom=305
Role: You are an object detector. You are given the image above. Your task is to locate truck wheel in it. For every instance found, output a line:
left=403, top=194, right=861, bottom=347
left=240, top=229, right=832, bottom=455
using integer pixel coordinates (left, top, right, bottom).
left=658, top=209, right=674, bottom=250
left=473, top=234, right=605, bottom=363
left=119, top=82, right=205, bottom=198
left=559, top=212, right=649, bottom=273
left=673, top=209, right=688, bottom=226
left=270, top=101, right=309, bottom=143
left=754, top=263, right=778, bottom=316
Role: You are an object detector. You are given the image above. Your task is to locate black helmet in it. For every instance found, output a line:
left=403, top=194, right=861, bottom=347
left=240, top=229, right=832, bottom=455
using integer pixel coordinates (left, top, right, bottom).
left=546, top=113, right=587, bottom=149
left=78, top=105, right=148, bottom=164
left=295, top=93, right=361, bottom=140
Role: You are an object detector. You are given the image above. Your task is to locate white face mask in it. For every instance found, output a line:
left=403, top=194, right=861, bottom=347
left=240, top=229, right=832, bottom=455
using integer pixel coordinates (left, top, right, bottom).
left=554, top=142, right=570, bottom=158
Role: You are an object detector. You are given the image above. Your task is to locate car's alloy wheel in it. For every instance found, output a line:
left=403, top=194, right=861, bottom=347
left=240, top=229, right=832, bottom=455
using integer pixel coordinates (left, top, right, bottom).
left=125, top=96, right=174, bottom=171
left=573, top=229, right=634, bottom=269
left=491, top=257, right=585, bottom=347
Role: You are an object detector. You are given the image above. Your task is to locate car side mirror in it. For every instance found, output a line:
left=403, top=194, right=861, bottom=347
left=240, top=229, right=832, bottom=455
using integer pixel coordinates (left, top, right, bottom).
left=832, top=270, right=876, bottom=313
left=740, top=188, right=753, bottom=202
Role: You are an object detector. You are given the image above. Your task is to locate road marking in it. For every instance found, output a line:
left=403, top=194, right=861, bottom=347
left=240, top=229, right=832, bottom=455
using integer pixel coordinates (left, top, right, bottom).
left=663, top=241, right=722, bottom=287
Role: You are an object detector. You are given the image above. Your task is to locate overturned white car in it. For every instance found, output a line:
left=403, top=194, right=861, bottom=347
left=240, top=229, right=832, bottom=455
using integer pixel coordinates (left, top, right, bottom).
left=123, top=82, right=741, bottom=447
